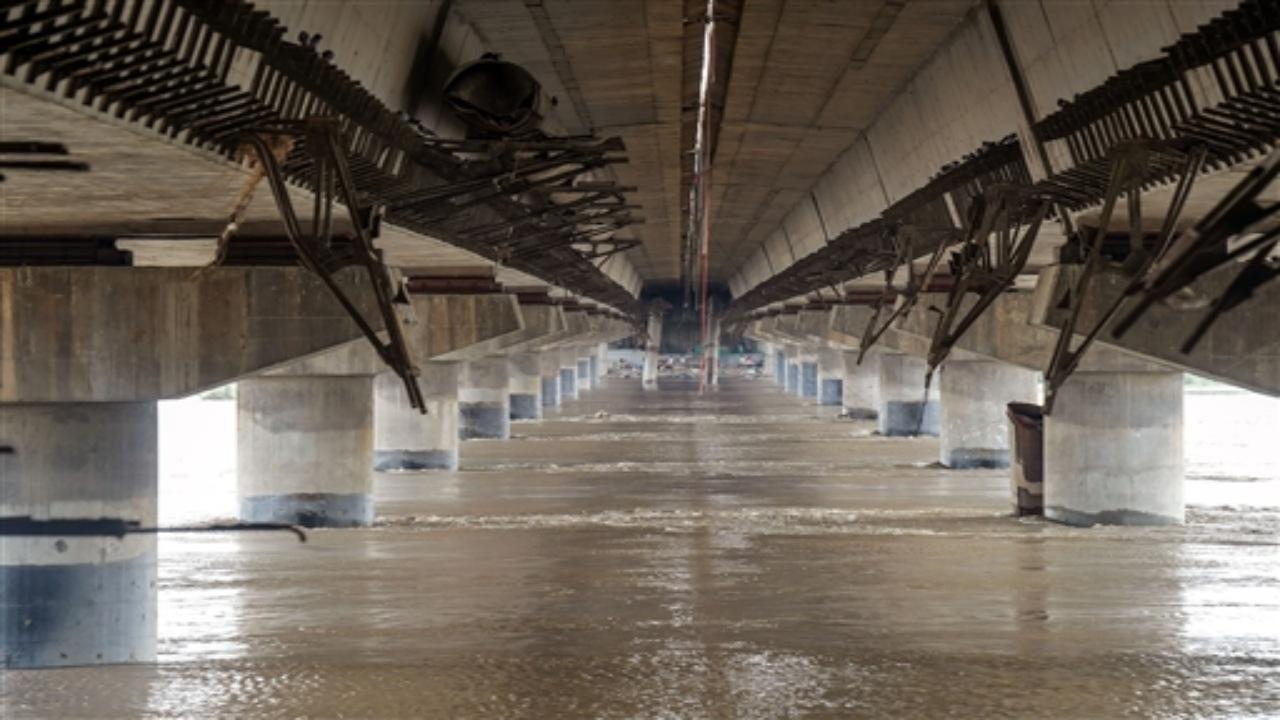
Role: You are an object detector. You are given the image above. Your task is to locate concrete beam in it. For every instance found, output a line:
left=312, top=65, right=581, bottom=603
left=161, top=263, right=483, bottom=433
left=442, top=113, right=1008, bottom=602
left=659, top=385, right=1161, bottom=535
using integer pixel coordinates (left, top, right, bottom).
left=0, top=267, right=384, bottom=402
left=1032, top=265, right=1280, bottom=396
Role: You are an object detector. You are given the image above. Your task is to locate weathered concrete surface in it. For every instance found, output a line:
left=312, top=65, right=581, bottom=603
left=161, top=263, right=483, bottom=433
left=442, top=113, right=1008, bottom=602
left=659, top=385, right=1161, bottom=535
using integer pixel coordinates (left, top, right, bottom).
left=374, top=365, right=461, bottom=471
left=0, top=267, right=384, bottom=402
left=416, top=294, right=526, bottom=361
left=1032, top=265, right=1280, bottom=396
left=0, top=402, right=157, bottom=668
left=842, top=349, right=881, bottom=419
left=879, top=353, right=939, bottom=437
left=938, top=360, right=1040, bottom=469
left=238, top=376, right=375, bottom=527
left=508, top=353, right=543, bottom=421
left=642, top=312, right=662, bottom=390
left=459, top=358, right=510, bottom=440
left=1044, top=371, right=1185, bottom=527
left=816, top=347, right=843, bottom=406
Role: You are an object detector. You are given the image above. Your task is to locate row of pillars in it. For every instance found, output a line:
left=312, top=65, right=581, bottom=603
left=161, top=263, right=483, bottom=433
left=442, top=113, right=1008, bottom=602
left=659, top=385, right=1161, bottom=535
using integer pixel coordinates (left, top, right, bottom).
left=760, top=341, right=1184, bottom=526
left=1, top=343, right=611, bottom=668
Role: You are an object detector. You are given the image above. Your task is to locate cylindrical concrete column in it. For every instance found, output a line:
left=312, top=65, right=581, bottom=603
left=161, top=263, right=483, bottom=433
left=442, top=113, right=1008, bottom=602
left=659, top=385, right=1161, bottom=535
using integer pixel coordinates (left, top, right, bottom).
left=539, top=352, right=561, bottom=408
left=939, top=361, right=1040, bottom=468
left=1, top=402, right=157, bottom=668
left=559, top=348, right=579, bottom=401
left=594, top=342, right=609, bottom=383
left=774, top=347, right=786, bottom=385
left=459, top=358, right=510, bottom=440
left=785, top=346, right=801, bottom=394
left=642, top=312, right=663, bottom=390
left=799, top=350, right=819, bottom=399
left=761, top=342, right=776, bottom=381
left=842, top=349, right=881, bottom=419
left=239, top=376, right=374, bottom=526
left=708, top=318, right=722, bottom=386
left=1044, top=371, right=1184, bottom=526
left=576, top=351, right=592, bottom=394
left=374, top=363, right=460, bottom=471
left=508, top=353, right=542, bottom=421
left=816, top=348, right=843, bottom=406
left=878, top=354, right=939, bottom=436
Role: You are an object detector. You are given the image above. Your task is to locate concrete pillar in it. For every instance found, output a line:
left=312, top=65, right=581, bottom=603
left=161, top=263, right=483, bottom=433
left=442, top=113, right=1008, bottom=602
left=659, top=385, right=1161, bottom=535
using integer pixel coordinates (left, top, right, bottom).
left=508, top=353, right=542, bottom=421
left=594, top=342, right=609, bottom=382
left=459, top=358, right=510, bottom=440
left=878, top=354, right=940, bottom=436
left=539, top=352, right=561, bottom=409
left=939, top=361, right=1040, bottom=468
left=1045, top=372, right=1184, bottom=526
left=761, top=342, right=776, bottom=381
left=374, top=363, right=460, bottom=471
left=1, top=402, right=157, bottom=668
left=775, top=347, right=787, bottom=385
left=816, top=348, right=843, bottom=406
left=642, top=312, right=663, bottom=390
left=576, top=350, right=592, bottom=394
left=799, top=350, right=819, bottom=400
left=785, top=346, right=801, bottom=394
left=238, top=376, right=374, bottom=527
left=842, top=350, right=880, bottom=419
left=559, top=348, right=580, bottom=401
left=708, top=318, right=722, bottom=386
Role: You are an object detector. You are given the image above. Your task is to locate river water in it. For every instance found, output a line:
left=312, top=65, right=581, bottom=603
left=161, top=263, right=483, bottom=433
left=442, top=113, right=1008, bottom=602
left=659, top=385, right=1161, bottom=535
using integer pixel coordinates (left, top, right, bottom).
left=3, top=376, right=1279, bottom=718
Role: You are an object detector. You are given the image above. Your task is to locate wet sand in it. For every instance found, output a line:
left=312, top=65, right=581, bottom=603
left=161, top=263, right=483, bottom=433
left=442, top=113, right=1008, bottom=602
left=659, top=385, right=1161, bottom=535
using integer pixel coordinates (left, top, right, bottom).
left=4, top=377, right=1279, bottom=718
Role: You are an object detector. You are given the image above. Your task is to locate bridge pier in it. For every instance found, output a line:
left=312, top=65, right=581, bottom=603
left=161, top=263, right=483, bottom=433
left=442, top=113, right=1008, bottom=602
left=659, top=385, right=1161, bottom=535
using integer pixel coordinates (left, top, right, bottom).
left=374, top=365, right=461, bottom=471
left=459, top=358, right=511, bottom=440
left=540, top=353, right=562, bottom=409
left=816, top=348, right=844, bottom=406
left=1045, top=372, right=1185, bottom=526
left=938, top=361, right=1040, bottom=469
left=1, top=402, right=158, bottom=668
left=784, top=346, right=801, bottom=394
left=878, top=354, right=940, bottom=437
left=559, top=348, right=580, bottom=401
left=842, top=350, right=880, bottom=420
left=238, top=375, right=375, bottom=527
left=508, top=353, right=543, bottom=421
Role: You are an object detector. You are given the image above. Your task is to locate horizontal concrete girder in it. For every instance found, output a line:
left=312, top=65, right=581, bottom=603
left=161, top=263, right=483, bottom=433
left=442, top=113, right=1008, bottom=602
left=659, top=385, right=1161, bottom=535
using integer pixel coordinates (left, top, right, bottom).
left=1032, top=265, right=1280, bottom=396
left=0, top=266, right=386, bottom=402
left=274, top=294, right=532, bottom=375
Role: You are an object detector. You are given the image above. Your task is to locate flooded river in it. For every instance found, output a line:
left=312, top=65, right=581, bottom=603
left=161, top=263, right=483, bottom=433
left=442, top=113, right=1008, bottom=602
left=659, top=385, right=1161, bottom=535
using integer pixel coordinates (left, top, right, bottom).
left=3, top=377, right=1279, bottom=718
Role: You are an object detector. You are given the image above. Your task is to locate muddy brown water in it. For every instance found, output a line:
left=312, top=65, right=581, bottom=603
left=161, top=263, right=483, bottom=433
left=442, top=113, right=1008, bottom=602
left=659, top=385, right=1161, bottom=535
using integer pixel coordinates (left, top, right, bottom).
left=3, top=377, right=1279, bottom=718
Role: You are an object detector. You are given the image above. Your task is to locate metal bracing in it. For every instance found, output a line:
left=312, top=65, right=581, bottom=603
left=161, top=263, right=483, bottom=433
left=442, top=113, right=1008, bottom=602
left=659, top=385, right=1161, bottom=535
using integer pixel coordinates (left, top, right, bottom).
left=1042, top=140, right=1209, bottom=414
left=0, top=0, right=644, bottom=315
left=242, top=118, right=426, bottom=413
left=922, top=185, right=1053, bottom=378
left=1115, top=145, right=1280, bottom=354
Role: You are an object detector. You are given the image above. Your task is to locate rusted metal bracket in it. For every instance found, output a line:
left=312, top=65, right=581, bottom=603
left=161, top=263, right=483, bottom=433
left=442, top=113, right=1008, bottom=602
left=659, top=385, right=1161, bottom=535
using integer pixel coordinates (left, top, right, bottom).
left=243, top=118, right=426, bottom=413
left=924, top=185, right=1052, bottom=380
left=1114, top=145, right=1280, bottom=353
left=856, top=224, right=949, bottom=364
left=1042, top=141, right=1207, bottom=413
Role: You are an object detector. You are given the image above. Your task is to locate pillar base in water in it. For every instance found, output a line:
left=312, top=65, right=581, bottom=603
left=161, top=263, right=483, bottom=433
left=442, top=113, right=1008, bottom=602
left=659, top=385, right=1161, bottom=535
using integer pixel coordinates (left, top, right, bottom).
left=240, top=492, right=374, bottom=528
left=820, top=378, right=843, bottom=406
left=541, top=376, right=560, bottom=407
left=560, top=368, right=578, bottom=399
left=510, top=393, right=541, bottom=420
left=460, top=402, right=510, bottom=439
left=1044, top=372, right=1183, bottom=527
left=374, top=449, right=458, bottom=472
left=2, top=553, right=157, bottom=668
left=1, top=401, right=158, bottom=668
left=943, top=448, right=1010, bottom=469
left=880, top=400, right=940, bottom=437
